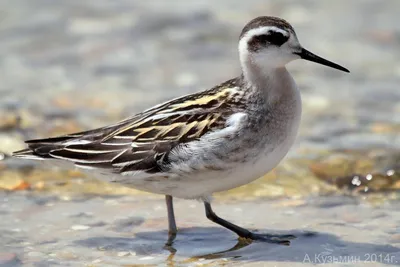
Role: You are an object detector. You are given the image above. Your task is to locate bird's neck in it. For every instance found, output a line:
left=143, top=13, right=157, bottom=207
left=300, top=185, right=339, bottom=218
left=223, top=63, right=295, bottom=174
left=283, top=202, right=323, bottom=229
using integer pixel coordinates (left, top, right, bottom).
left=241, top=62, right=296, bottom=104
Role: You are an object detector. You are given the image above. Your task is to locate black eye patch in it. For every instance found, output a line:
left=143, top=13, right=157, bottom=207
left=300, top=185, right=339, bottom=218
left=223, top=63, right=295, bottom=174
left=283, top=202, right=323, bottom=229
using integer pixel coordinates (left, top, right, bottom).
left=248, top=30, right=289, bottom=51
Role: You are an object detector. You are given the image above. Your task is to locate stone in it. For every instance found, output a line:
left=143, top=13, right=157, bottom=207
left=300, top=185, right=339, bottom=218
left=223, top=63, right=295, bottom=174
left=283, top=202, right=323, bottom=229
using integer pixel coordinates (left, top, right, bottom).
left=70, top=225, right=90, bottom=231
left=0, top=253, right=20, bottom=266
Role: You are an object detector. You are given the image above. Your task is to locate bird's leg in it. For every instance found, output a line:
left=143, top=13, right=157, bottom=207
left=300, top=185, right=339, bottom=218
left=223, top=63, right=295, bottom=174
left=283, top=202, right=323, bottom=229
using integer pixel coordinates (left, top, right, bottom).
left=204, top=202, right=295, bottom=245
left=165, top=195, right=177, bottom=246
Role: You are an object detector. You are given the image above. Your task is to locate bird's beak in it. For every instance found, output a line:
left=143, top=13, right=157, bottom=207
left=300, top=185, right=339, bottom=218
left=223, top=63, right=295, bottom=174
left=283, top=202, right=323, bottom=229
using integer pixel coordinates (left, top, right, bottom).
left=295, top=48, right=349, bottom=73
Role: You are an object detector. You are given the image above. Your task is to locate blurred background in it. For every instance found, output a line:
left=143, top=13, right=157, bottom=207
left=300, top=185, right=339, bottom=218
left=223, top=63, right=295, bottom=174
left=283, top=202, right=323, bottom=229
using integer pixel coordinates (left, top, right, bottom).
left=0, top=0, right=399, bottom=266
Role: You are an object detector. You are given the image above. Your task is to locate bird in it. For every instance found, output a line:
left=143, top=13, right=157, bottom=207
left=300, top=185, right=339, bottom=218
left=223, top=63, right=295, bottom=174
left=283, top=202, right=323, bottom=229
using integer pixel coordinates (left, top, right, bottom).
left=13, top=16, right=349, bottom=246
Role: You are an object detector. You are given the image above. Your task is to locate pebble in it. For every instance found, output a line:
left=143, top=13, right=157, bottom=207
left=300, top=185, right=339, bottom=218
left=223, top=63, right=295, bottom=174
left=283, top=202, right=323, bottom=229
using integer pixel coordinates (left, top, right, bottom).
left=370, top=122, right=400, bottom=134
left=139, top=256, right=154, bottom=261
left=104, top=199, right=119, bottom=206
left=27, top=251, right=45, bottom=258
left=56, top=251, right=78, bottom=260
left=389, top=234, right=400, bottom=243
left=0, top=171, right=30, bottom=191
left=70, top=225, right=91, bottom=231
left=340, top=212, right=363, bottom=224
left=272, top=199, right=306, bottom=207
left=111, top=217, right=144, bottom=232
left=117, top=251, right=130, bottom=257
left=0, top=253, right=20, bottom=266
left=0, top=113, right=20, bottom=130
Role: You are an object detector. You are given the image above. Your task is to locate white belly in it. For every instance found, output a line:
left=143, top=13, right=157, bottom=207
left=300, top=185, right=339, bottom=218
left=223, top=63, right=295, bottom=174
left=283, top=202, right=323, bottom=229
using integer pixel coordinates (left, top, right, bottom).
left=124, top=122, right=300, bottom=199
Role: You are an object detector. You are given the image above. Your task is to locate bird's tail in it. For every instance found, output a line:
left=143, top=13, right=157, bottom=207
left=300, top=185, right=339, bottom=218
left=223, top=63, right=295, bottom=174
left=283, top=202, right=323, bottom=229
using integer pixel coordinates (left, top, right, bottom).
left=12, top=138, right=66, bottom=160
left=12, top=148, right=50, bottom=160
left=12, top=148, right=46, bottom=160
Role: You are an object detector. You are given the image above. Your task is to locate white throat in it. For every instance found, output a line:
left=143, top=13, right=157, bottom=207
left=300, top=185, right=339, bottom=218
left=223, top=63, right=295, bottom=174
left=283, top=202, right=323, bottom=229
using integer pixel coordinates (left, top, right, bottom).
left=237, top=26, right=300, bottom=103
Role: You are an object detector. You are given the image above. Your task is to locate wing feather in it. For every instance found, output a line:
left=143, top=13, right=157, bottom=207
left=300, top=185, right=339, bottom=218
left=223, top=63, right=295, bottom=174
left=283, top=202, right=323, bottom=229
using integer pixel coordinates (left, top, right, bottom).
left=13, top=78, right=244, bottom=177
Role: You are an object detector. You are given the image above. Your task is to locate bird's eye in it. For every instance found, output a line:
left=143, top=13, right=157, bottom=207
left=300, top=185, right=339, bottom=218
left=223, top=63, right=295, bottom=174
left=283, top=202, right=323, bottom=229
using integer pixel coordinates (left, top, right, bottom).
left=254, top=31, right=288, bottom=47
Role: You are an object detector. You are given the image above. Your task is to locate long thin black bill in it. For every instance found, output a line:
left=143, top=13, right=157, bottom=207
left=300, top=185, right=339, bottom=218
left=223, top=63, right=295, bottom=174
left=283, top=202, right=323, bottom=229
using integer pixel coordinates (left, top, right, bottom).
left=296, top=48, right=349, bottom=73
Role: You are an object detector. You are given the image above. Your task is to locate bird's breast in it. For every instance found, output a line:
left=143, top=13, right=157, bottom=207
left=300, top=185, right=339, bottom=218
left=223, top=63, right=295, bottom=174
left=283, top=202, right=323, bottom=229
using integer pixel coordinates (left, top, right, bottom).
left=233, top=81, right=302, bottom=185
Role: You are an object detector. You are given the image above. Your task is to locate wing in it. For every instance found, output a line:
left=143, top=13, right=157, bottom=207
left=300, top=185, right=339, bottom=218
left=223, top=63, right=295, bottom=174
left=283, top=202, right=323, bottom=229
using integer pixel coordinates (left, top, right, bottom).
left=13, top=78, right=244, bottom=176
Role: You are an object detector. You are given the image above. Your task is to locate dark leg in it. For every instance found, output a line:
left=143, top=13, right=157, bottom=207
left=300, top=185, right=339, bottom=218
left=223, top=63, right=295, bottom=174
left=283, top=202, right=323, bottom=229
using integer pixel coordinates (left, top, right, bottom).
left=165, top=195, right=177, bottom=246
left=204, top=202, right=295, bottom=245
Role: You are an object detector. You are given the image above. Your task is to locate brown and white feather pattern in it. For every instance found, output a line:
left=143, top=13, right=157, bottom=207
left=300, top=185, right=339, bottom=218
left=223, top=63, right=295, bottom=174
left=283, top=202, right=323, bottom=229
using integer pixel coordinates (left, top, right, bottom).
left=13, top=78, right=246, bottom=176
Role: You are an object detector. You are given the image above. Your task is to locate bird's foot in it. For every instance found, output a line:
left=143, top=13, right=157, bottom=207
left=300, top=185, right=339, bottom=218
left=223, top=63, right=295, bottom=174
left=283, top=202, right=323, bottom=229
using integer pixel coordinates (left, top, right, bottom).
left=244, top=233, right=296, bottom=246
left=165, top=232, right=177, bottom=247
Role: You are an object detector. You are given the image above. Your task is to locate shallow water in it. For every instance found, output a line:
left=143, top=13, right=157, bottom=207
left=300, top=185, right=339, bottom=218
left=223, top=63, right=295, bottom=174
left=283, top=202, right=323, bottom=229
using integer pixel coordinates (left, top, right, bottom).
left=0, top=0, right=400, bottom=266
left=1, top=193, right=400, bottom=266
